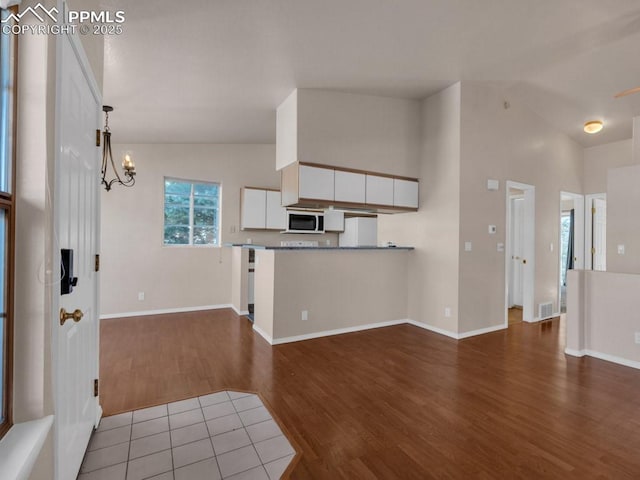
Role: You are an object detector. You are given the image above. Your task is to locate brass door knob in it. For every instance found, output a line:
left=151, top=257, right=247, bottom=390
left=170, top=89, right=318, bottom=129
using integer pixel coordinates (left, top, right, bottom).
left=60, top=308, right=84, bottom=326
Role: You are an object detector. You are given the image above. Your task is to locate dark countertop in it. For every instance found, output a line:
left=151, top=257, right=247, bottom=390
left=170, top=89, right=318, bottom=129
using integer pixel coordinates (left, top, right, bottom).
left=224, top=243, right=413, bottom=251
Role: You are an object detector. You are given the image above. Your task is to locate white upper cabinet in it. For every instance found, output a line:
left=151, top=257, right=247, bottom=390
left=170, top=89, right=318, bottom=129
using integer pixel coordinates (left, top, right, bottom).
left=393, top=179, right=419, bottom=209
left=365, top=175, right=394, bottom=206
left=299, top=165, right=334, bottom=201
left=241, top=188, right=267, bottom=229
left=324, top=209, right=345, bottom=232
left=265, top=190, right=286, bottom=230
left=334, top=170, right=366, bottom=204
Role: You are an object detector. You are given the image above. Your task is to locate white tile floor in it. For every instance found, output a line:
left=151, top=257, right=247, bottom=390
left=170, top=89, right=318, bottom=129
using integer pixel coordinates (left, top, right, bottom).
left=78, top=391, right=296, bottom=480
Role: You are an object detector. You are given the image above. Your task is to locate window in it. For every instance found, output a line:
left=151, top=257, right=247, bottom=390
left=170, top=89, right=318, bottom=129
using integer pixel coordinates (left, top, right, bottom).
left=0, top=6, right=17, bottom=439
left=164, top=178, right=221, bottom=246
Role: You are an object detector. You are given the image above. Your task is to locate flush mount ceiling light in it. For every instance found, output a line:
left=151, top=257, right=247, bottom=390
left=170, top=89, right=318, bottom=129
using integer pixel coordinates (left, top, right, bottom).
left=101, top=105, right=136, bottom=191
left=583, top=120, right=604, bottom=134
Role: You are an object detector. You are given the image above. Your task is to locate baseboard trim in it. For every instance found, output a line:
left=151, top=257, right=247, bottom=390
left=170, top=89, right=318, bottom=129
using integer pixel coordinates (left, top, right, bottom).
left=269, top=319, right=408, bottom=345
left=100, top=304, right=233, bottom=320
left=582, top=350, right=640, bottom=370
left=406, top=320, right=459, bottom=339
left=252, top=324, right=274, bottom=345
left=230, top=305, right=250, bottom=316
left=458, top=323, right=506, bottom=339
left=564, top=348, right=585, bottom=357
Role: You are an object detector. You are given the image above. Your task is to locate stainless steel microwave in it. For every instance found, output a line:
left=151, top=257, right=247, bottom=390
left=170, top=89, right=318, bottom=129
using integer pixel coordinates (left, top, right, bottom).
left=284, top=211, right=324, bottom=234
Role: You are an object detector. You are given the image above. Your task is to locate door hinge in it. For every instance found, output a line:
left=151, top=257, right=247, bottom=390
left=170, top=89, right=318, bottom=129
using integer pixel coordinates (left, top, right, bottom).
left=94, top=379, right=99, bottom=397
left=591, top=247, right=596, bottom=255
left=592, top=207, right=596, bottom=215
left=96, top=130, right=101, bottom=147
left=95, top=254, right=100, bottom=272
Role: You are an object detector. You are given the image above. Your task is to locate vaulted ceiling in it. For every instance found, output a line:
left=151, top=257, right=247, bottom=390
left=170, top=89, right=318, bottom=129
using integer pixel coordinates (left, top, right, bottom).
left=104, top=0, right=640, bottom=147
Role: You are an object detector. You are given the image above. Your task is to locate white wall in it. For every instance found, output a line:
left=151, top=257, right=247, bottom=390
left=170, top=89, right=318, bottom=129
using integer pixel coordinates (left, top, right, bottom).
left=278, top=89, right=421, bottom=177
left=607, top=164, right=640, bottom=274
left=378, top=82, right=461, bottom=335
left=583, top=139, right=633, bottom=194
left=457, top=82, right=583, bottom=332
left=100, top=144, right=338, bottom=316
left=566, top=270, right=640, bottom=367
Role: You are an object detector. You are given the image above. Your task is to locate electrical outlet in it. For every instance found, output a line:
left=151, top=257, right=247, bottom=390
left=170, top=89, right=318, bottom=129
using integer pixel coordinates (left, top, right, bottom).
left=301, top=310, right=308, bottom=321
left=138, top=292, right=145, bottom=301
left=464, top=242, right=472, bottom=252
left=444, top=307, right=451, bottom=318
left=230, top=225, right=236, bottom=233
left=635, top=332, right=640, bottom=344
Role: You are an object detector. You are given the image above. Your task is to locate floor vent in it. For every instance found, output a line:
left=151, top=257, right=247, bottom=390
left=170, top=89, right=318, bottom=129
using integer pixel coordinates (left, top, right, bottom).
left=538, top=302, right=553, bottom=319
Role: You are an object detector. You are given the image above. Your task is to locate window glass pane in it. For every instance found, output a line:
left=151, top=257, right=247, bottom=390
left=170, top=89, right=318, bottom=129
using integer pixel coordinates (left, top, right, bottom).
left=0, top=209, right=7, bottom=424
left=193, top=196, right=216, bottom=208
left=164, top=180, right=191, bottom=195
left=193, top=227, right=216, bottom=245
left=164, top=206, right=190, bottom=226
left=164, top=226, right=190, bottom=245
left=165, top=194, right=190, bottom=206
left=194, top=183, right=218, bottom=197
left=194, top=207, right=215, bottom=226
left=0, top=10, right=15, bottom=194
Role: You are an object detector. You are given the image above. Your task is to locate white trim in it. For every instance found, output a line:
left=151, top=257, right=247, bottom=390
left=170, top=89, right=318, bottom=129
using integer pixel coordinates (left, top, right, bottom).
left=100, top=304, right=233, bottom=319
left=406, top=319, right=458, bottom=339
left=457, top=323, right=506, bottom=339
left=269, top=319, right=408, bottom=345
left=0, top=416, right=54, bottom=480
left=230, top=305, right=250, bottom=316
left=564, top=348, right=585, bottom=357
left=252, top=324, right=274, bottom=345
left=581, top=350, right=640, bottom=370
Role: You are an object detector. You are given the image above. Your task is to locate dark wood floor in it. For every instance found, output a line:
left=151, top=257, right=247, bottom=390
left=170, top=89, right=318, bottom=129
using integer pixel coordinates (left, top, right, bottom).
left=101, top=310, right=640, bottom=479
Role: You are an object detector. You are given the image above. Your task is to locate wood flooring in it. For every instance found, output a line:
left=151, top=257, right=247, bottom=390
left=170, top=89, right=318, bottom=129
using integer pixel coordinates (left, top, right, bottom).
left=100, top=310, right=640, bottom=479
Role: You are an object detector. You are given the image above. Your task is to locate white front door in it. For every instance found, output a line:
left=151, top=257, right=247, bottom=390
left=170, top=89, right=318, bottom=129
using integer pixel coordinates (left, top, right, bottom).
left=53, top=33, right=101, bottom=480
left=593, top=198, right=607, bottom=271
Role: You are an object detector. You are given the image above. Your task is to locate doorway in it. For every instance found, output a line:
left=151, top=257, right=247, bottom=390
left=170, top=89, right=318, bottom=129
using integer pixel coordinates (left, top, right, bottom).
left=505, top=182, right=535, bottom=325
left=559, top=192, right=584, bottom=313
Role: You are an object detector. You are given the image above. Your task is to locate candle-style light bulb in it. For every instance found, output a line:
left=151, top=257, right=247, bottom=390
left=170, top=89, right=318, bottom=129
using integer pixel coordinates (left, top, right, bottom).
left=122, top=153, right=134, bottom=171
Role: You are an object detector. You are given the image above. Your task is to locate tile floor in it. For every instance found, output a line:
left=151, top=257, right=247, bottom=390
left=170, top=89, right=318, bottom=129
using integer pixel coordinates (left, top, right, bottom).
left=78, top=391, right=296, bottom=480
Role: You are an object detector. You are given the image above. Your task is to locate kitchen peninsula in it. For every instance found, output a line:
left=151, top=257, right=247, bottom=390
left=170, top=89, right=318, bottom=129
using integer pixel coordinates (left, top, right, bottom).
left=229, top=245, right=413, bottom=345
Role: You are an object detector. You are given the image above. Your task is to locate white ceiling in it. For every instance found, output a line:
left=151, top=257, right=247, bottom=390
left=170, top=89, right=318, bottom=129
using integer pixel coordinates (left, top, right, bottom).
left=103, top=0, right=640, bottom=147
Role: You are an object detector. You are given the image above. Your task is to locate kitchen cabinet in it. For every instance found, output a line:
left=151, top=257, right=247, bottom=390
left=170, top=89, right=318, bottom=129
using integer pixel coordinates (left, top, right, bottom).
left=365, top=174, right=394, bottom=206
left=324, top=210, right=345, bottom=232
left=241, top=188, right=267, bottom=229
left=393, top=178, right=419, bottom=209
left=281, top=161, right=419, bottom=213
left=334, top=170, right=366, bottom=204
left=299, top=165, right=334, bottom=201
left=265, top=190, right=286, bottom=230
left=241, top=187, right=286, bottom=230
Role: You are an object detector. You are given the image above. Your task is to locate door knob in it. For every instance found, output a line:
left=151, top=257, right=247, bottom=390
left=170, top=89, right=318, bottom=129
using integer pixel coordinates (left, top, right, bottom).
left=60, top=308, right=84, bottom=326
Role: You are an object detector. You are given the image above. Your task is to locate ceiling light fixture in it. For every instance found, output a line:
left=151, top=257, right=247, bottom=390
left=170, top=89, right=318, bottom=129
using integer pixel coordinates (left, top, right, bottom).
left=101, top=105, right=136, bottom=191
left=583, top=120, right=604, bottom=134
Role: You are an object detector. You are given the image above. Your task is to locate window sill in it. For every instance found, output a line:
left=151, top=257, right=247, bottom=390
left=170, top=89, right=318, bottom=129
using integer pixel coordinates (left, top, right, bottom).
left=0, top=416, right=54, bottom=480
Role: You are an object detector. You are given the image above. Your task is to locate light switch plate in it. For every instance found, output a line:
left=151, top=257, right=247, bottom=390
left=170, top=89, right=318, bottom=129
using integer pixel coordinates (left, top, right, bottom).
left=464, top=242, right=472, bottom=252
left=618, top=244, right=625, bottom=255
left=487, top=179, right=499, bottom=191
left=488, top=225, right=496, bottom=234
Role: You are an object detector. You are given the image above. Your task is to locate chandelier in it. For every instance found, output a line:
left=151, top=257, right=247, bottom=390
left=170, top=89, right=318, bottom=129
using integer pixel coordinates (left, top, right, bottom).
left=101, top=105, right=136, bottom=191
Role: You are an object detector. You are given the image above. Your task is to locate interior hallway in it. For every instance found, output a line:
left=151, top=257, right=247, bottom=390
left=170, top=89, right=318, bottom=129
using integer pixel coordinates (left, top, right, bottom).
left=100, top=310, right=640, bottom=478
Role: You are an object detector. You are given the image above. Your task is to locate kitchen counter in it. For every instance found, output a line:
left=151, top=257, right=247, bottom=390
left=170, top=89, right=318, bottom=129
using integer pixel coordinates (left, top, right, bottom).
left=225, top=243, right=413, bottom=250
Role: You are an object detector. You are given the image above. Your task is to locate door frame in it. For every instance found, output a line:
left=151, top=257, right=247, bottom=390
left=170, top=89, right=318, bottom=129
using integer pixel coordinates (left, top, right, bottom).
left=585, top=193, right=606, bottom=271
left=558, top=192, right=584, bottom=314
left=52, top=13, right=102, bottom=480
left=505, top=181, right=535, bottom=325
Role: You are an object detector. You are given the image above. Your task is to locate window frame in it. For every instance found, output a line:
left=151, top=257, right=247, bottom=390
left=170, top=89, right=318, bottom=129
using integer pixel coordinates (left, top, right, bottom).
left=163, top=177, right=221, bottom=247
left=0, top=5, right=17, bottom=440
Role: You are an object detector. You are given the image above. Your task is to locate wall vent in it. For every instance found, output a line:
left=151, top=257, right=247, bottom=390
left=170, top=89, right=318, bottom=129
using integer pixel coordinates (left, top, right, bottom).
left=538, top=302, right=553, bottom=320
